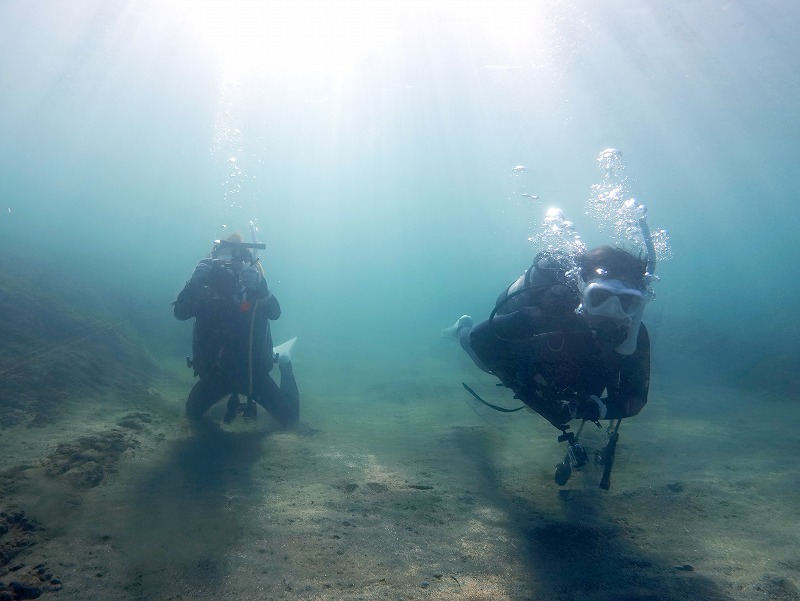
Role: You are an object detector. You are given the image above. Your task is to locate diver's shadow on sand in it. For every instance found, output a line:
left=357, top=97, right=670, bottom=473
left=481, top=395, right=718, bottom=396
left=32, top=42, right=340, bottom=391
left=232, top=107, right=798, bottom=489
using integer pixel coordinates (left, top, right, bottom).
left=117, top=420, right=273, bottom=593
left=449, top=425, right=735, bottom=601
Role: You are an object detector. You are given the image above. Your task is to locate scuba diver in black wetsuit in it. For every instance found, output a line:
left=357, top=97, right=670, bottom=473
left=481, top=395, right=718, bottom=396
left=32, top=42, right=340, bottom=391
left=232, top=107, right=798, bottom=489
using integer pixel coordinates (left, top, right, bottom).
left=174, top=232, right=299, bottom=430
left=444, top=231, right=655, bottom=488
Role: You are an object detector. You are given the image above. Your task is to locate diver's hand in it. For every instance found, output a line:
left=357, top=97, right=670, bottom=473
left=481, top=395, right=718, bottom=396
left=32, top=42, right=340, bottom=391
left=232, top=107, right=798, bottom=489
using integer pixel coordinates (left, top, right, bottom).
left=239, top=265, right=262, bottom=290
left=191, top=262, right=211, bottom=285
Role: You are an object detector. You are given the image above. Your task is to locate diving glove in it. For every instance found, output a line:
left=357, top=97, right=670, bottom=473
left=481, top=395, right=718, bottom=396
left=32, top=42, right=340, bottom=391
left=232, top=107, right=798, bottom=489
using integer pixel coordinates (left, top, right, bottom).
left=240, top=265, right=262, bottom=290
left=191, top=262, right=211, bottom=284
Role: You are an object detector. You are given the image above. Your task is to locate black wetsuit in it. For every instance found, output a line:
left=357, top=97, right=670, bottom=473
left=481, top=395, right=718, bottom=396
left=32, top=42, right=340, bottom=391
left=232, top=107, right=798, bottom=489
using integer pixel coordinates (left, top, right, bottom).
left=467, top=257, right=650, bottom=429
left=174, top=259, right=299, bottom=426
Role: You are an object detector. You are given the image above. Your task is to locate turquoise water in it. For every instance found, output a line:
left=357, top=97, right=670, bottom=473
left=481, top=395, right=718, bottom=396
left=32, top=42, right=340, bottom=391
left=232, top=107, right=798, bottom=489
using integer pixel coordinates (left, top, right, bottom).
left=2, top=1, right=798, bottom=381
left=1, top=2, right=799, bottom=598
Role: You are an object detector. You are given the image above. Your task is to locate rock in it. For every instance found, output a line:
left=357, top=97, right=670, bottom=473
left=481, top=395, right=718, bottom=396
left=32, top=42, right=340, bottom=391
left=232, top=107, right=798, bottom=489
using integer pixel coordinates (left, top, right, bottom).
left=758, top=574, right=800, bottom=600
left=64, top=460, right=105, bottom=489
left=10, top=582, right=42, bottom=599
left=42, top=430, right=136, bottom=489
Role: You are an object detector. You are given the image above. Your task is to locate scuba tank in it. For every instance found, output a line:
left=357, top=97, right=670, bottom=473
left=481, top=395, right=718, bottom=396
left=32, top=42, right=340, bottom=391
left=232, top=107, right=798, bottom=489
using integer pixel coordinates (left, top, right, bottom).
left=492, top=250, right=579, bottom=320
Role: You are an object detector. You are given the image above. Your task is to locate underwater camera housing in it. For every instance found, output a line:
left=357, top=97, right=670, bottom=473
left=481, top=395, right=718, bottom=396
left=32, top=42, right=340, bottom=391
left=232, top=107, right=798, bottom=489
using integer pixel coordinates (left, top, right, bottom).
left=554, top=429, right=588, bottom=486
left=554, top=420, right=621, bottom=489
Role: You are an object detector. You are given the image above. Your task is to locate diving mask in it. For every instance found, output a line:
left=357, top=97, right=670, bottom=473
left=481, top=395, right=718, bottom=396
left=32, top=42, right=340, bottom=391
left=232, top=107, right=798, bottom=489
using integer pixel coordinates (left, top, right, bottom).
left=582, top=279, right=644, bottom=321
left=211, top=239, right=265, bottom=262
left=579, top=277, right=648, bottom=355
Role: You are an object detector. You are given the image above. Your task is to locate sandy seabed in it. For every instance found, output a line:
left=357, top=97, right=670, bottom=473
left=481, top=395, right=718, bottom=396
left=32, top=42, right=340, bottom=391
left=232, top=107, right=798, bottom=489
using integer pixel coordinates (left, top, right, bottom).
left=2, top=337, right=799, bottom=601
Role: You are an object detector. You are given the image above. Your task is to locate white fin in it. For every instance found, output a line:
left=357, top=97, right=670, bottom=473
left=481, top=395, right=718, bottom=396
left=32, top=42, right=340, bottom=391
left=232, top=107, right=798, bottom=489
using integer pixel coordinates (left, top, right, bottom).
left=274, top=337, right=298, bottom=365
left=441, top=315, right=473, bottom=337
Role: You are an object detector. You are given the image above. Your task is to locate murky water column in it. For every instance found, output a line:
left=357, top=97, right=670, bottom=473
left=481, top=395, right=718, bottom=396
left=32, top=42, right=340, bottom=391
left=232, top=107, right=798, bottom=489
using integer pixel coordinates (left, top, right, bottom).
left=587, top=148, right=671, bottom=262
left=210, top=73, right=260, bottom=237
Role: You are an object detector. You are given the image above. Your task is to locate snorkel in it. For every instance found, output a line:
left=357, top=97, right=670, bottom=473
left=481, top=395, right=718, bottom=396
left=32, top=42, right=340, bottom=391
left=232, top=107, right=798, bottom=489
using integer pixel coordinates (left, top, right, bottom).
left=638, top=213, right=657, bottom=280
left=249, top=220, right=261, bottom=259
left=612, top=210, right=656, bottom=355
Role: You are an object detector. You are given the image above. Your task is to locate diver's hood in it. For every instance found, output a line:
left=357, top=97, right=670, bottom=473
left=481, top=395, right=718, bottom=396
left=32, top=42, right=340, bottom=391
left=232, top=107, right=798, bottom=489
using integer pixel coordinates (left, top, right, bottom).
left=579, top=278, right=648, bottom=355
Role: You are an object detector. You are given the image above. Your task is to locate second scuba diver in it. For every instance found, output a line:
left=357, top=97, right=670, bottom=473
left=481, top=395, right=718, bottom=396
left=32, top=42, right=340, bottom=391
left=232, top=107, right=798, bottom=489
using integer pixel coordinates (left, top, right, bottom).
left=444, top=238, right=654, bottom=488
left=174, top=232, right=299, bottom=430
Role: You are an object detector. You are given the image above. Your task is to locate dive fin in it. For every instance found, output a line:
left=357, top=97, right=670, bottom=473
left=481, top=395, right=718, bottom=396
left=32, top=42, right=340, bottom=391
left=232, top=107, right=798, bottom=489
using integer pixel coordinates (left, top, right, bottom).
left=274, top=337, right=298, bottom=365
